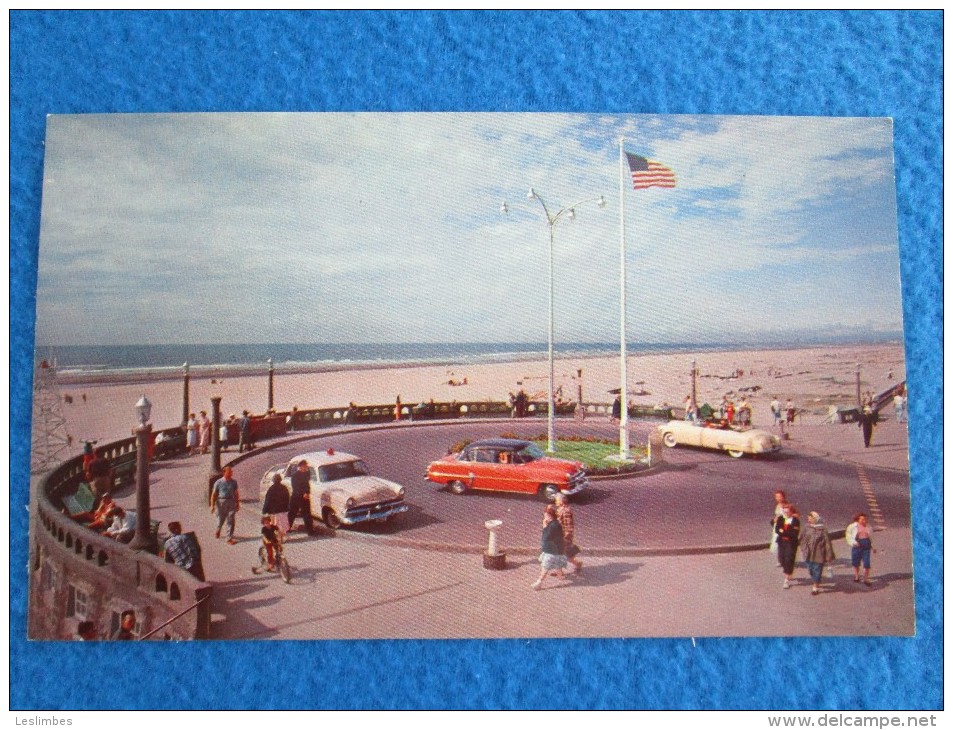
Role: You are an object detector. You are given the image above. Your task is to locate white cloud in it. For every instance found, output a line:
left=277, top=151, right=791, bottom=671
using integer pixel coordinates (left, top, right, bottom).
left=34, top=113, right=902, bottom=346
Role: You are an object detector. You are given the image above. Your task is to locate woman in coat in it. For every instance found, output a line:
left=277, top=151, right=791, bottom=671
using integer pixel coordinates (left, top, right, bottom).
left=769, top=490, right=787, bottom=566
left=799, top=511, right=836, bottom=595
left=531, top=504, right=568, bottom=590
left=262, top=472, right=291, bottom=536
left=774, top=502, right=801, bottom=589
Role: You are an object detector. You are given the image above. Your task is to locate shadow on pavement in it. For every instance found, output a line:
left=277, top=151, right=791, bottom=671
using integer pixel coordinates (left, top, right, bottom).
left=570, top=560, right=642, bottom=587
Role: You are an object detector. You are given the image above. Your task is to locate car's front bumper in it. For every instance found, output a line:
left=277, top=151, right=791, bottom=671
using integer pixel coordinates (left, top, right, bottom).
left=342, top=501, right=409, bottom=524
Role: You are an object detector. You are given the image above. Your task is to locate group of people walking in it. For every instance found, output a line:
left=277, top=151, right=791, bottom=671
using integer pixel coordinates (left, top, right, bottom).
left=531, top=494, right=583, bottom=590
left=771, top=490, right=874, bottom=594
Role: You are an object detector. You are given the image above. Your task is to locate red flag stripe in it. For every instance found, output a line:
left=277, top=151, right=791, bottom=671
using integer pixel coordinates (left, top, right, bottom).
left=626, top=153, right=676, bottom=190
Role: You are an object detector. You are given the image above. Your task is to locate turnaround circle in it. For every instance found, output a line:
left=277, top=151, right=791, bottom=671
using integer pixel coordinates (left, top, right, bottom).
left=230, top=419, right=899, bottom=555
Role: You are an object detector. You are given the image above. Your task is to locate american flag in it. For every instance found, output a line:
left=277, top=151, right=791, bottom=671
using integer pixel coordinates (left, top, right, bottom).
left=625, top=153, right=676, bottom=190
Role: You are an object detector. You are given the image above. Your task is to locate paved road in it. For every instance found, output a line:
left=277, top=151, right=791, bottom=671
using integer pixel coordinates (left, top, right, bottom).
left=230, top=418, right=910, bottom=553
left=127, top=415, right=913, bottom=639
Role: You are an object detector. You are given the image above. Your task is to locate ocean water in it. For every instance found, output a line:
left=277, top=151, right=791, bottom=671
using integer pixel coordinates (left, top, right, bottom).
left=39, top=342, right=701, bottom=377
left=36, top=339, right=901, bottom=379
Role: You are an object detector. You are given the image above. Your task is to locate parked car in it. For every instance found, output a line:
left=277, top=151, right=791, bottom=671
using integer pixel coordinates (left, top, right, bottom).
left=260, top=449, right=408, bottom=529
left=657, top=420, right=782, bottom=458
left=425, top=438, right=589, bottom=501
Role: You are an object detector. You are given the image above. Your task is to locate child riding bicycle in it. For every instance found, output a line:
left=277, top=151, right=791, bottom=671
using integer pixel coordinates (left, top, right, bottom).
left=261, top=515, right=283, bottom=572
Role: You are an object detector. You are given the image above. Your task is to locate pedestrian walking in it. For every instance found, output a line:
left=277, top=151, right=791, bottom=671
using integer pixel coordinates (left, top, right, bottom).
left=846, top=513, right=874, bottom=586
left=774, top=502, right=801, bottom=589
left=893, top=391, right=906, bottom=422
left=554, top=494, right=583, bottom=574
left=610, top=395, right=621, bottom=423
left=287, top=459, right=316, bottom=535
left=531, top=504, right=568, bottom=590
left=209, top=466, right=240, bottom=544
left=769, top=489, right=787, bottom=566
left=785, top=399, right=796, bottom=425
left=262, top=471, right=291, bottom=536
left=799, top=511, right=835, bottom=595
left=858, top=406, right=878, bottom=448
left=770, top=397, right=782, bottom=426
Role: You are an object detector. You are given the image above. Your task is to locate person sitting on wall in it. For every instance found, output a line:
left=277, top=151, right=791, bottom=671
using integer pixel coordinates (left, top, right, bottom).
left=72, top=493, right=115, bottom=530
left=164, top=521, right=206, bottom=581
left=104, top=506, right=137, bottom=543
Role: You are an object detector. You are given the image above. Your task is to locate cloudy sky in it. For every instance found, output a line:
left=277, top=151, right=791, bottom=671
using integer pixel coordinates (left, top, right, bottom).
left=35, top=113, right=902, bottom=346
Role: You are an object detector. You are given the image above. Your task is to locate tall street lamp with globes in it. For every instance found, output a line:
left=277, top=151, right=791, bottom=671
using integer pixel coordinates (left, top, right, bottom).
left=501, top=188, right=606, bottom=452
left=129, top=394, right=154, bottom=552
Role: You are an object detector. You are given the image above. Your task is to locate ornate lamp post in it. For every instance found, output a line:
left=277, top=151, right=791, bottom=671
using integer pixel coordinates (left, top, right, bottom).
left=267, top=358, right=275, bottom=411
left=690, top=359, right=698, bottom=414
left=501, top=189, right=606, bottom=452
left=129, top=395, right=154, bottom=551
left=181, top=362, right=190, bottom=426
left=209, top=395, right=223, bottom=502
left=855, top=363, right=862, bottom=409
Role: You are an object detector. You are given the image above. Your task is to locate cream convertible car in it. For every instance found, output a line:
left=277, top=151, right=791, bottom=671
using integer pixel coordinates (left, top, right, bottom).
left=656, top=420, right=782, bottom=459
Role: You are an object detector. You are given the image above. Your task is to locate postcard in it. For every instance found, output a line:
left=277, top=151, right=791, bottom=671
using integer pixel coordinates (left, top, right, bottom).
left=29, top=113, right=912, bottom=640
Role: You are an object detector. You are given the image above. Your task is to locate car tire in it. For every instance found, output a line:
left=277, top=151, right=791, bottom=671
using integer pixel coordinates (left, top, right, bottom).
left=447, top=480, right=468, bottom=495
left=539, top=484, right=560, bottom=502
left=322, top=507, right=342, bottom=530
left=662, top=432, right=678, bottom=448
left=726, top=448, right=745, bottom=459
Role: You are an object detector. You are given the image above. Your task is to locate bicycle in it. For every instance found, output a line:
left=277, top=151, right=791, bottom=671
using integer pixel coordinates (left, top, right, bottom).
left=251, top=542, right=292, bottom=583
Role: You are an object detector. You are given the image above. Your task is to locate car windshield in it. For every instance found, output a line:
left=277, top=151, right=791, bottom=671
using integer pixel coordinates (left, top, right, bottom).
left=515, top=443, right=545, bottom=462
left=318, top=459, right=370, bottom=482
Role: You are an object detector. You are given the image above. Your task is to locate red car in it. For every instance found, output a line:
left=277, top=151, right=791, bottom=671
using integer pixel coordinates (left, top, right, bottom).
left=425, top=438, right=589, bottom=502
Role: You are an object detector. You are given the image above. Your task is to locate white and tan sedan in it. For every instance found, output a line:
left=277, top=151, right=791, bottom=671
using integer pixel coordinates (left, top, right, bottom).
left=657, top=420, right=782, bottom=459
left=260, top=449, right=408, bottom=529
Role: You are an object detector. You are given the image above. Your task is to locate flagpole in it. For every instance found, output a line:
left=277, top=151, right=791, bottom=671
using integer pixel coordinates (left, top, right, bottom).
left=619, top=137, right=630, bottom=460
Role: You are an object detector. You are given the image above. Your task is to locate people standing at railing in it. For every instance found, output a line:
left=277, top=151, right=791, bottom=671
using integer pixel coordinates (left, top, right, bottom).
left=187, top=413, right=199, bottom=455
left=210, top=466, right=240, bottom=545
left=199, top=411, right=211, bottom=455
left=238, top=411, right=251, bottom=453
left=219, top=416, right=232, bottom=451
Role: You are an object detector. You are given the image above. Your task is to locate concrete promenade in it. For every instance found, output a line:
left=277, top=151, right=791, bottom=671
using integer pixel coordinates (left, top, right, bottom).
left=128, top=415, right=913, bottom=640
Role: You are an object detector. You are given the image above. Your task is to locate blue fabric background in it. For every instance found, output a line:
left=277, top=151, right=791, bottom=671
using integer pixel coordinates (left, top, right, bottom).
left=9, top=10, right=942, bottom=710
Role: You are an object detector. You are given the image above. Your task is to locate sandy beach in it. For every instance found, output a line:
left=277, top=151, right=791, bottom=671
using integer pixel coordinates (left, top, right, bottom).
left=47, top=342, right=905, bottom=452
